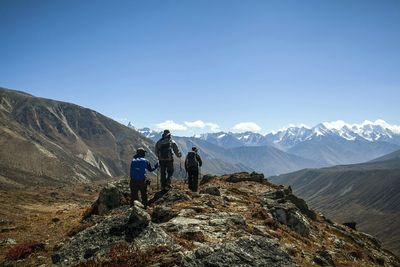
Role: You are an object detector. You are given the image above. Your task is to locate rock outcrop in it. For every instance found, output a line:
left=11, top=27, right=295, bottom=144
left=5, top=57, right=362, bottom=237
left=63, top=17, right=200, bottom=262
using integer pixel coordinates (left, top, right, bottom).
left=52, top=173, right=400, bottom=266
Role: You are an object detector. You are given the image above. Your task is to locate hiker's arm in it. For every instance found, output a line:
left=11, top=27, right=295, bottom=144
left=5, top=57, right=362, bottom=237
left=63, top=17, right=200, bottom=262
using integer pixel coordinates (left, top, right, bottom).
left=155, top=142, right=160, bottom=157
left=129, top=161, right=134, bottom=179
left=184, top=156, right=188, bottom=171
left=146, top=161, right=158, bottom=172
left=197, top=154, right=203, bottom=167
left=172, top=141, right=182, bottom=157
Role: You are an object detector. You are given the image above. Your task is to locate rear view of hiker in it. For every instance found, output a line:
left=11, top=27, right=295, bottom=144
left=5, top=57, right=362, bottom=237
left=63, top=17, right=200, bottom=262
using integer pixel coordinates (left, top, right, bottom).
left=155, top=129, right=182, bottom=192
left=185, top=147, right=203, bottom=192
left=130, top=148, right=158, bottom=209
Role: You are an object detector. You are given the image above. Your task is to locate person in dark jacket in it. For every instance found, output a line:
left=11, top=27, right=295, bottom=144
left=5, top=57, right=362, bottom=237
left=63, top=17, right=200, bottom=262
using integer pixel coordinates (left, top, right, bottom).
left=185, top=147, right=203, bottom=192
left=130, top=147, right=158, bottom=209
left=155, top=130, right=182, bottom=192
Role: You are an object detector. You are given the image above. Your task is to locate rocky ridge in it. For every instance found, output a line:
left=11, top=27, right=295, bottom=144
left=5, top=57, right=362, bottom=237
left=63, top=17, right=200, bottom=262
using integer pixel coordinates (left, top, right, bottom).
left=50, top=172, right=399, bottom=266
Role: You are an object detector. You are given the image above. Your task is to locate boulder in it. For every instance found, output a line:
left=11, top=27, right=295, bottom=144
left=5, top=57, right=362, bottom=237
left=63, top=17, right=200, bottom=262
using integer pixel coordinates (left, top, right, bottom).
left=261, top=189, right=316, bottom=220
left=285, top=194, right=317, bottom=220
left=271, top=207, right=311, bottom=237
left=343, top=222, right=357, bottom=230
left=199, top=174, right=216, bottom=185
left=227, top=172, right=265, bottom=183
left=200, top=186, right=221, bottom=196
left=151, top=206, right=178, bottom=223
left=154, top=189, right=191, bottom=205
left=52, top=205, right=173, bottom=265
left=182, top=235, right=295, bottom=267
left=97, top=184, right=123, bottom=215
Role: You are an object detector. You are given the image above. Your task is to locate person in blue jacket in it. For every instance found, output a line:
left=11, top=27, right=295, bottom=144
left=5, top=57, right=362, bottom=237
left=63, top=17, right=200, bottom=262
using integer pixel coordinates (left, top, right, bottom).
left=130, top=147, right=158, bottom=209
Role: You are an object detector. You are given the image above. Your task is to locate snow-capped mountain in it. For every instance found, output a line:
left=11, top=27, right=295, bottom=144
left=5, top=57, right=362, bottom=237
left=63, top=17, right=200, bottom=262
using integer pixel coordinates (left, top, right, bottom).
left=232, top=132, right=267, bottom=146
left=266, top=120, right=400, bottom=149
left=199, top=132, right=244, bottom=148
left=130, top=120, right=400, bottom=167
left=128, top=124, right=161, bottom=140
left=133, top=120, right=400, bottom=148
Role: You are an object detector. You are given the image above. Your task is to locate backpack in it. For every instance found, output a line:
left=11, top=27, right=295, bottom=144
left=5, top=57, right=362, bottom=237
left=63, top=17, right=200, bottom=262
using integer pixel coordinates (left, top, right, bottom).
left=130, top=158, right=147, bottom=181
left=159, top=139, right=172, bottom=160
left=186, top=151, right=199, bottom=170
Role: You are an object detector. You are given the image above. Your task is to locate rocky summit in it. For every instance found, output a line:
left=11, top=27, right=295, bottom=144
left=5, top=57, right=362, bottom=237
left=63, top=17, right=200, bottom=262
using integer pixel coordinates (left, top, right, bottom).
left=50, top=172, right=399, bottom=267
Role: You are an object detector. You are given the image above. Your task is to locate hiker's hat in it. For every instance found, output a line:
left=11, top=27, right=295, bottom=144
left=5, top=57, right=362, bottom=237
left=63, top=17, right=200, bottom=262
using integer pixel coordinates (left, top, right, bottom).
left=136, top=147, right=147, bottom=155
left=163, top=129, right=171, bottom=137
left=192, top=147, right=198, bottom=152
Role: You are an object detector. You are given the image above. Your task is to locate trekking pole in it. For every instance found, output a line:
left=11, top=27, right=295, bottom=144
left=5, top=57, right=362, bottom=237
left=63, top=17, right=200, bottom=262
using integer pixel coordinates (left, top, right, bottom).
left=180, top=158, right=183, bottom=178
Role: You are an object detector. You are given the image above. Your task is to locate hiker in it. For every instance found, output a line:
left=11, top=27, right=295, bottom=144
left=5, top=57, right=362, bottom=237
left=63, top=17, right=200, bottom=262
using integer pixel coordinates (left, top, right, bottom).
left=130, top=147, right=158, bottom=209
left=155, top=129, right=182, bottom=192
left=185, top=147, right=203, bottom=192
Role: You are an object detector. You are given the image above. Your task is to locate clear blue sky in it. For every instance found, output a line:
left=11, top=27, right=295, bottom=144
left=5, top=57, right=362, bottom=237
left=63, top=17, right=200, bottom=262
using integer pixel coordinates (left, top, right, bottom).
left=1, top=0, right=399, bottom=135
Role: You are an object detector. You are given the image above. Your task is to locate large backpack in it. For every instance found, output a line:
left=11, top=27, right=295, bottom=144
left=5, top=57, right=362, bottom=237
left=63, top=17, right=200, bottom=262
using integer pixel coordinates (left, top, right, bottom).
left=159, top=139, right=172, bottom=160
left=186, top=151, right=199, bottom=170
left=130, top=158, right=147, bottom=181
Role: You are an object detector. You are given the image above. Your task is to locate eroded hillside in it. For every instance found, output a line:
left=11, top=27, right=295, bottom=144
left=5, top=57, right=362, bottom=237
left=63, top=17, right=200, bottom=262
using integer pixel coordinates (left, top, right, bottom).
left=0, top=88, right=156, bottom=189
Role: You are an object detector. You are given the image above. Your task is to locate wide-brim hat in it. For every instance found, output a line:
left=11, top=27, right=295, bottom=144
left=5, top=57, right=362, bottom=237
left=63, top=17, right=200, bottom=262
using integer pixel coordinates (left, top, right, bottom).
left=136, top=147, right=147, bottom=154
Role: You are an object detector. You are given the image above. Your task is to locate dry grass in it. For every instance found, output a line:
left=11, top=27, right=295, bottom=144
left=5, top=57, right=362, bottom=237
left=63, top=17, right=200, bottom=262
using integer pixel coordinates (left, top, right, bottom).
left=0, top=180, right=107, bottom=265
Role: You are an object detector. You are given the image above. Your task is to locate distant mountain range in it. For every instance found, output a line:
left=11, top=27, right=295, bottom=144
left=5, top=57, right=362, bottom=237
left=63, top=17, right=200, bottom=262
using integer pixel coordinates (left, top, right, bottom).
left=133, top=120, right=400, bottom=173
left=270, top=150, right=400, bottom=256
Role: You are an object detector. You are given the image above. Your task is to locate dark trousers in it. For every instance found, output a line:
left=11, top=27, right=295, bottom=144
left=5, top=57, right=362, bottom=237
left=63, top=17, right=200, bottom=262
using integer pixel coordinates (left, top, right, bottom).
left=187, top=169, right=199, bottom=192
left=130, top=179, right=148, bottom=208
left=159, top=160, right=174, bottom=191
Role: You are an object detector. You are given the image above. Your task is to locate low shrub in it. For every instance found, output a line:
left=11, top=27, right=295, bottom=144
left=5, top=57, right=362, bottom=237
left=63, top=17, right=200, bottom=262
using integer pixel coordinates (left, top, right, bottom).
left=75, top=243, right=173, bottom=267
left=5, top=241, right=45, bottom=261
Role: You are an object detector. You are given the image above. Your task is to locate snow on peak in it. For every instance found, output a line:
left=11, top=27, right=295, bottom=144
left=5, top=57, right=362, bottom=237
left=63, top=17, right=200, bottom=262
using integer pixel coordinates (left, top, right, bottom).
left=322, top=120, right=351, bottom=130
left=276, top=123, right=311, bottom=133
left=217, top=133, right=227, bottom=139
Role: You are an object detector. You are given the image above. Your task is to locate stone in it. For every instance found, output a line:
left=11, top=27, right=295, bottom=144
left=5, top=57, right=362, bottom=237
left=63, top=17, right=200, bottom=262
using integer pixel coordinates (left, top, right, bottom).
left=83, top=246, right=100, bottom=259
left=200, top=186, right=221, bottom=196
left=154, top=189, right=191, bottom=205
left=227, top=215, right=246, bottom=226
left=0, top=238, right=17, bottom=247
left=343, top=222, right=357, bottom=230
left=151, top=205, right=178, bottom=223
left=180, top=228, right=206, bottom=242
left=133, top=200, right=144, bottom=209
left=52, top=206, right=166, bottom=265
left=209, top=218, right=227, bottom=226
left=313, top=250, right=335, bottom=266
left=271, top=207, right=311, bottom=237
left=0, top=226, right=17, bottom=233
left=226, top=172, right=265, bottom=183
left=96, top=184, right=124, bottom=215
left=182, top=235, right=295, bottom=267
left=179, top=209, right=197, bottom=217
left=199, top=174, right=216, bottom=185
left=286, top=194, right=317, bottom=220
left=333, top=238, right=345, bottom=249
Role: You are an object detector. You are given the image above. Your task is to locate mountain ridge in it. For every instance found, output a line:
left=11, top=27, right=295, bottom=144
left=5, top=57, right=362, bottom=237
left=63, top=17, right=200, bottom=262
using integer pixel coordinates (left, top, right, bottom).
left=0, top=87, right=156, bottom=189
left=269, top=156, right=400, bottom=256
left=135, top=122, right=400, bottom=168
